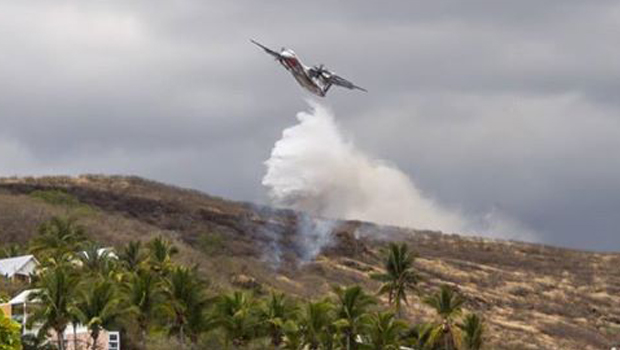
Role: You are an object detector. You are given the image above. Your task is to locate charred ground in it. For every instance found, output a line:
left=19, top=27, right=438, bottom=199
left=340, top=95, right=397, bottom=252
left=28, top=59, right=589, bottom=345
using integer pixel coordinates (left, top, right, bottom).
left=0, top=175, right=618, bottom=349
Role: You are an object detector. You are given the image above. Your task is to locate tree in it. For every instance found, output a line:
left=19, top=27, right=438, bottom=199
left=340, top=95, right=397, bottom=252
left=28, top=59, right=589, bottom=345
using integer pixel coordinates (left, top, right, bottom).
left=28, top=265, right=77, bottom=350
left=405, top=323, right=436, bottom=350
left=423, top=285, right=465, bottom=350
left=147, top=236, right=178, bottom=275
left=0, top=244, right=24, bottom=259
left=123, top=269, right=164, bottom=348
left=281, top=320, right=304, bottom=350
left=30, top=216, right=87, bottom=263
left=257, top=291, right=298, bottom=347
left=360, top=311, right=408, bottom=350
left=371, top=243, right=419, bottom=318
left=117, top=241, right=147, bottom=272
left=458, top=313, right=484, bottom=350
left=298, top=299, right=335, bottom=350
left=78, top=243, right=116, bottom=278
left=163, top=266, right=211, bottom=347
left=74, top=279, right=123, bottom=350
left=214, top=291, right=259, bottom=349
left=0, top=309, right=22, bottom=350
left=21, top=334, right=57, bottom=350
left=332, top=285, right=376, bottom=350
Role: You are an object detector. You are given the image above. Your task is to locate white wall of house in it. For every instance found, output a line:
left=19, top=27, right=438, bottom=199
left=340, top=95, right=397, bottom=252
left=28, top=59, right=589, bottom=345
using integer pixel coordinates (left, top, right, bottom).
left=64, top=328, right=119, bottom=350
left=0, top=255, right=39, bottom=281
left=16, top=259, right=38, bottom=277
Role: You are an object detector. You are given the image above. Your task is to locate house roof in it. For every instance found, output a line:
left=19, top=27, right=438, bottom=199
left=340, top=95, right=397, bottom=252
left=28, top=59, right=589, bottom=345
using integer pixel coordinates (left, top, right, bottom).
left=0, top=255, right=38, bottom=278
left=8, top=289, right=39, bottom=305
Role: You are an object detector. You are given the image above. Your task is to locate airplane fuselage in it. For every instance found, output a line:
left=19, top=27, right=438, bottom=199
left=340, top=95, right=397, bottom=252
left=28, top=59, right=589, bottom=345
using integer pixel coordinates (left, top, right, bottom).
left=278, top=50, right=326, bottom=97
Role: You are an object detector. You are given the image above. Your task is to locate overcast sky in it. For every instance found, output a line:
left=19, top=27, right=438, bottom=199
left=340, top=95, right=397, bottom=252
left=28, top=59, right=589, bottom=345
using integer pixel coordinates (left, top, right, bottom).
left=1, top=1, right=619, bottom=251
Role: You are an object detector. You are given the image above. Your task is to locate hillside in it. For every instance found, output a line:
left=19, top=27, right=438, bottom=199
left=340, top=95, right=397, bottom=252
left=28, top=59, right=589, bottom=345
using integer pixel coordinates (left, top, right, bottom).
left=0, top=175, right=618, bottom=349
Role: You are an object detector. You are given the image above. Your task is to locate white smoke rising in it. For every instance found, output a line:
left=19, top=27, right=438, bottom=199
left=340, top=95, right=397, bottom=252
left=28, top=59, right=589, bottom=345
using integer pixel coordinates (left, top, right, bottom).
left=263, top=101, right=466, bottom=232
left=262, top=101, right=535, bottom=258
left=296, top=213, right=337, bottom=261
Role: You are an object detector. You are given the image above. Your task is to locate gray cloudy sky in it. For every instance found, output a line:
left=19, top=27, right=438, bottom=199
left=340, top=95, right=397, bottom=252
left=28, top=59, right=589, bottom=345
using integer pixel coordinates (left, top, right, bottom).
left=1, top=1, right=619, bottom=251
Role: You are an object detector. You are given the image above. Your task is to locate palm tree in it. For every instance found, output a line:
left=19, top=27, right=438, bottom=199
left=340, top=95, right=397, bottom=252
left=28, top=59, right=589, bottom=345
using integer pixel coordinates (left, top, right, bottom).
left=117, top=241, right=147, bottom=272
left=69, top=310, right=81, bottom=350
left=78, top=243, right=115, bottom=277
left=257, top=291, right=298, bottom=347
left=458, top=313, right=484, bottom=350
left=298, top=299, right=335, bottom=350
left=332, top=285, right=376, bottom=350
left=73, top=279, right=123, bottom=350
left=21, top=333, right=58, bottom=350
left=371, top=243, right=419, bottom=318
left=423, top=285, right=465, bottom=350
left=361, top=311, right=408, bottom=350
left=214, top=291, right=259, bottom=349
left=30, top=216, right=87, bottom=263
left=28, top=265, right=78, bottom=350
left=147, top=236, right=178, bottom=275
left=0, top=244, right=24, bottom=259
left=281, top=320, right=303, bottom=350
left=405, top=323, right=436, bottom=350
left=123, top=269, right=164, bottom=348
left=163, top=266, right=211, bottom=346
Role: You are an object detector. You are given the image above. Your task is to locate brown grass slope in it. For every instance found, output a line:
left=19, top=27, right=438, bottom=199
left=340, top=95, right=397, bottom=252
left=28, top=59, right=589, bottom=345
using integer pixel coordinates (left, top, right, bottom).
left=0, top=175, right=618, bottom=349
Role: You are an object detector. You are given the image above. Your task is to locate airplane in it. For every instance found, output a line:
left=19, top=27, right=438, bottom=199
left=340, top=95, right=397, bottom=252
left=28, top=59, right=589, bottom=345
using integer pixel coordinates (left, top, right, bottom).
left=251, top=39, right=367, bottom=97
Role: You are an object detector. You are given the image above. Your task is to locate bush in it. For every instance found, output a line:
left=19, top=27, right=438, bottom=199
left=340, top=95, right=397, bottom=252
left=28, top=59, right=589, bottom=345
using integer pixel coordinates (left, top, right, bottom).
left=0, top=309, right=21, bottom=350
left=30, top=190, right=81, bottom=206
left=198, top=231, right=226, bottom=255
left=30, top=190, right=96, bottom=217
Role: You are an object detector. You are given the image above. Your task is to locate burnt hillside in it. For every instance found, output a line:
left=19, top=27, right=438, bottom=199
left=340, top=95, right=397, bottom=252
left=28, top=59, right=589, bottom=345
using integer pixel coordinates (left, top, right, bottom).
left=0, top=175, right=618, bottom=349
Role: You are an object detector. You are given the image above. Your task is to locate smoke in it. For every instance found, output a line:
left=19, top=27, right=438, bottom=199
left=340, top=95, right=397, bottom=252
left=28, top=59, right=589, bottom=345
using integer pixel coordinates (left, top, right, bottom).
left=262, top=101, right=534, bottom=259
left=263, top=101, right=466, bottom=229
left=295, top=213, right=337, bottom=261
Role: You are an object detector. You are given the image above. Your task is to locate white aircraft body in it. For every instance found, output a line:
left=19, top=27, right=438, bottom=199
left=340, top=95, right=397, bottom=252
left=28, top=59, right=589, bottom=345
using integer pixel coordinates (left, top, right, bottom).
left=251, top=40, right=367, bottom=97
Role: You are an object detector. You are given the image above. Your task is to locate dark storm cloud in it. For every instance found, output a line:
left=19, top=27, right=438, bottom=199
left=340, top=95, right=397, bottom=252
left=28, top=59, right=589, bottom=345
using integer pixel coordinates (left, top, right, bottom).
left=1, top=1, right=619, bottom=250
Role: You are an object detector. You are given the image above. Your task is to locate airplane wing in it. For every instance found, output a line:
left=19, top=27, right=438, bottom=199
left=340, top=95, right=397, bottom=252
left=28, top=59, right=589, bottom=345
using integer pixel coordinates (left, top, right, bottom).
left=327, top=74, right=368, bottom=92
left=250, top=39, right=282, bottom=59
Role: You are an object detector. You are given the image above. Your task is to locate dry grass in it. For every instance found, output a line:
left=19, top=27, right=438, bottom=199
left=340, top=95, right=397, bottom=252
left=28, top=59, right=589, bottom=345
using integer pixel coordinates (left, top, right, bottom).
left=0, top=175, right=618, bottom=349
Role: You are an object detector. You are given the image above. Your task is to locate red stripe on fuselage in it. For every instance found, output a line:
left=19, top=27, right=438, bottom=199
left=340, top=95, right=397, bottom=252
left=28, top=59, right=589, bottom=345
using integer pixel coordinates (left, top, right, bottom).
left=285, top=57, right=299, bottom=69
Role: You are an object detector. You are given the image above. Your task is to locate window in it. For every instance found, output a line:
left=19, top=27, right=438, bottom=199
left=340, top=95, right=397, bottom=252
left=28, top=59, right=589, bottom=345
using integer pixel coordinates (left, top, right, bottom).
left=108, top=332, right=120, bottom=350
left=11, top=304, right=24, bottom=325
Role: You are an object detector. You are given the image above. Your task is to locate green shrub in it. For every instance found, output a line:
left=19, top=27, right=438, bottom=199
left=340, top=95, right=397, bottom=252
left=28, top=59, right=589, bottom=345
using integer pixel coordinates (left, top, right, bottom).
left=30, top=190, right=81, bottom=207
left=0, top=309, right=21, bottom=350
left=198, top=231, right=226, bottom=255
left=30, top=190, right=96, bottom=217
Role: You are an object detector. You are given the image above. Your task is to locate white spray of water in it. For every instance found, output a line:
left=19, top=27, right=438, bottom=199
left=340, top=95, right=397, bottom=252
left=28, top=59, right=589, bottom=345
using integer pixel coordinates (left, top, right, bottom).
left=262, top=101, right=535, bottom=259
left=263, top=101, right=466, bottom=229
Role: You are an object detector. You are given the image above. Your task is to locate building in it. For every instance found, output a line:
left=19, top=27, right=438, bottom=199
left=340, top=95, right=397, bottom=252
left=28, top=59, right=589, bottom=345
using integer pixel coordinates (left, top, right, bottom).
left=0, top=255, right=39, bottom=283
left=0, top=289, right=121, bottom=350
left=0, top=289, right=40, bottom=336
left=0, top=251, right=121, bottom=349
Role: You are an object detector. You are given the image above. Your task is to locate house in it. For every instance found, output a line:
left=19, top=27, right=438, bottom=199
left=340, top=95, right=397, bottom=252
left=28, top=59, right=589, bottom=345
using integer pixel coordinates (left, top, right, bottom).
left=0, top=255, right=39, bottom=283
left=0, top=250, right=121, bottom=350
left=0, top=289, right=40, bottom=336
left=0, top=289, right=121, bottom=350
